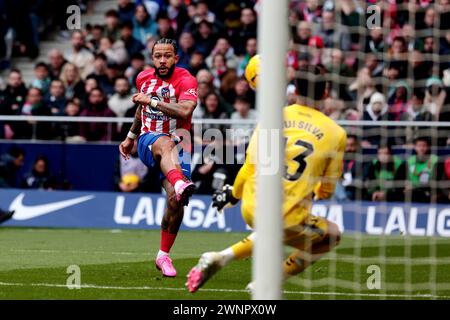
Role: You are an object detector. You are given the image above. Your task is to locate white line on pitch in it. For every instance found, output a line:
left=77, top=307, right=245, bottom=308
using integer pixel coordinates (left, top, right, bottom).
left=0, top=282, right=448, bottom=299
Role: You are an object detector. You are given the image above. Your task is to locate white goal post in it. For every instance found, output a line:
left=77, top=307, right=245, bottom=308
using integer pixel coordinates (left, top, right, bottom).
left=252, top=0, right=289, bottom=300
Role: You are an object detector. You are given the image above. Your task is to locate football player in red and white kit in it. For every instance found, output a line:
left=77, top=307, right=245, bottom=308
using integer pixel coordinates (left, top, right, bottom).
left=119, top=38, right=198, bottom=277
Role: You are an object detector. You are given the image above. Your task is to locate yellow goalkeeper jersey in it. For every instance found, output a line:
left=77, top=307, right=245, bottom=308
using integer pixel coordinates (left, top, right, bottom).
left=231, top=104, right=347, bottom=228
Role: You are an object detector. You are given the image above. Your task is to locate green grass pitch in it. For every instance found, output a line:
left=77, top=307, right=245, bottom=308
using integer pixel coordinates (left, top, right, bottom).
left=0, top=227, right=449, bottom=300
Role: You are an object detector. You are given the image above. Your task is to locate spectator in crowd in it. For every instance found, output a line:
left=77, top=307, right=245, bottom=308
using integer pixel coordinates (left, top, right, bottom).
left=365, top=143, right=407, bottom=202
left=364, top=54, right=383, bottom=78
left=98, top=36, right=128, bottom=66
left=322, top=97, right=345, bottom=120
left=45, top=80, right=67, bottom=116
left=59, top=99, right=83, bottom=141
left=230, top=97, right=257, bottom=145
left=65, top=30, right=95, bottom=79
left=115, top=142, right=150, bottom=193
left=229, top=7, right=257, bottom=55
left=188, top=51, right=207, bottom=76
left=118, top=0, right=136, bottom=24
left=348, top=67, right=377, bottom=113
left=325, top=48, right=354, bottom=100
left=78, top=77, right=99, bottom=108
left=193, top=20, right=218, bottom=57
left=296, top=0, right=322, bottom=23
left=206, top=38, right=239, bottom=71
left=387, top=80, right=410, bottom=121
left=125, top=52, right=146, bottom=85
left=0, top=146, right=25, bottom=188
left=317, top=8, right=351, bottom=52
left=79, top=88, right=117, bottom=141
left=401, top=88, right=435, bottom=145
left=424, top=76, right=447, bottom=118
left=103, top=62, right=122, bottom=97
left=237, top=37, right=257, bottom=77
left=410, top=50, right=433, bottom=82
left=86, top=24, right=105, bottom=53
left=104, top=9, right=121, bottom=41
left=365, top=28, right=385, bottom=54
left=191, top=155, right=228, bottom=195
left=108, top=76, right=135, bottom=120
left=87, top=53, right=112, bottom=96
left=210, top=53, right=228, bottom=89
left=405, top=137, right=443, bottom=203
left=60, top=62, right=86, bottom=101
left=184, top=0, right=225, bottom=37
left=362, top=92, right=392, bottom=147
left=142, top=35, right=159, bottom=65
left=194, top=91, right=228, bottom=145
left=165, top=0, right=190, bottom=37
left=120, top=21, right=146, bottom=59
left=0, top=69, right=27, bottom=114
left=21, top=155, right=56, bottom=190
left=31, top=62, right=51, bottom=96
left=334, top=134, right=367, bottom=201
left=337, top=0, right=363, bottom=48
left=177, top=31, right=196, bottom=69
left=156, top=13, right=177, bottom=40
left=293, top=20, right=311, bottom=46
left=47, top=49, right=67, bottom=80
left=402, top=88, right=434, bottom=122
left=132, top=4, right=158, bottom=46
left=17, top=87, right=53, bottom=140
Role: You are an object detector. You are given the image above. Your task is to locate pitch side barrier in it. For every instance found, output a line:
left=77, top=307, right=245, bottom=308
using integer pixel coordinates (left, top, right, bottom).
left=1, top=189, right=449, bottom=237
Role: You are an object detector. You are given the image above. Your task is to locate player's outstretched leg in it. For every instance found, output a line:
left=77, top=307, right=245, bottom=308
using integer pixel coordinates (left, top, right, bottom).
left=186, top=233, right=255, bottom=292
left=153, top=136, right=195, bottom=205
left=155, top=180, right=187, bottom=277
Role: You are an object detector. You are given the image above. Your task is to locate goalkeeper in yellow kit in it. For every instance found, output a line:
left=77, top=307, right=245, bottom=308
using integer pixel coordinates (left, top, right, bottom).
left=186, top=56, right=347, bottom=293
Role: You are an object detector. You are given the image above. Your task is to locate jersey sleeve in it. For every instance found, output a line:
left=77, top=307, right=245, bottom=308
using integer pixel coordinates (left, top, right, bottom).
left=314, top=129, right=347, bottom=200
left=232, top=127, right=257, bottom=199
left=178, top=75, right=198, bottom=102
left=135, top=71, right=147, bottom=92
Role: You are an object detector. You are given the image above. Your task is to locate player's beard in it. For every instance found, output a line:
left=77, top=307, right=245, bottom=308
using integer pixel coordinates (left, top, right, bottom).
left=155, top=64, right=175, bottom=79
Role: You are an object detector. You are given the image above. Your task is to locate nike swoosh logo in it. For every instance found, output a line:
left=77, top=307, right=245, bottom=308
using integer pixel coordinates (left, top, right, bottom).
left=9, top=193, right=95, bottom=221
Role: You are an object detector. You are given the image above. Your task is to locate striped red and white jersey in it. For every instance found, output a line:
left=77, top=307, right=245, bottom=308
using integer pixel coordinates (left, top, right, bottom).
left=135, top=67, right=198, bottom=135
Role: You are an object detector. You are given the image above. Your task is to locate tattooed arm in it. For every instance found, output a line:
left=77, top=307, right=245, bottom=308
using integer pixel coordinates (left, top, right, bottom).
left=129, top=105, right=142, bottom=135
left=119, top=105, right=142, bottom=160
left=132, top=93, right=196, bottom=120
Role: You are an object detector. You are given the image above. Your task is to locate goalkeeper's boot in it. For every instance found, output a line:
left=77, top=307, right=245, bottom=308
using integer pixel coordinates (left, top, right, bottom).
left=174, top=180, right=195, bottom=206
left=186, top=252, right=224, bottom=293
left=155, top=254, right=177, bottom=277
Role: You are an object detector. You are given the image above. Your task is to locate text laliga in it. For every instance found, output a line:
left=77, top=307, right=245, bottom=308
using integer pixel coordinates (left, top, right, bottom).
left=113, top=196, right=226, bottom=229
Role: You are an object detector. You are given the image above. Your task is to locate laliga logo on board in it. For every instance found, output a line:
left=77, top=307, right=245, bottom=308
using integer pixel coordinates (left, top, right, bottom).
left=113, top=196, right=228, bottom=230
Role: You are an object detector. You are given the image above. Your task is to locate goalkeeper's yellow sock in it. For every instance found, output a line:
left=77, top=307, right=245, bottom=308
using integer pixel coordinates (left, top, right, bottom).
left=231, top=233, right=255, bottom=260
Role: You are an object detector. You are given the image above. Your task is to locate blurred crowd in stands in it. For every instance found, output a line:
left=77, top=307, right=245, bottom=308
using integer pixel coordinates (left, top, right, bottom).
left=0, top=0, right=449, bottom=201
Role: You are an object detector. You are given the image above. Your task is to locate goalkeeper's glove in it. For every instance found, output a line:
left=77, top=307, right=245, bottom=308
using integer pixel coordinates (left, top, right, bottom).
left=212, top=184, right=239, bottom=212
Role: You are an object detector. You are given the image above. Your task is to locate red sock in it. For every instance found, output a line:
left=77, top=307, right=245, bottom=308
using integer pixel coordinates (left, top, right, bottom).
left=166, top=169, right=184, bottom=187
left=160, top=229, right=177, bottom=253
